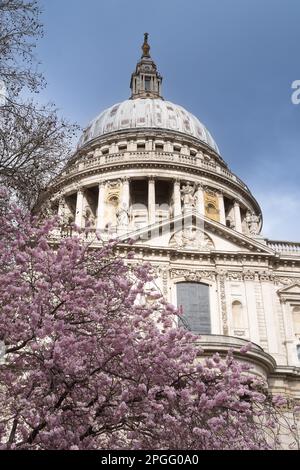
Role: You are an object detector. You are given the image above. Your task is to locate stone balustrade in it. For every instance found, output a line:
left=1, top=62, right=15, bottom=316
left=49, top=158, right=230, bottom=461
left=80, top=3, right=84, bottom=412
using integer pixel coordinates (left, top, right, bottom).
left=60, top=150, right=249, bottom=191
left=267, top=240, right=300, bottom=255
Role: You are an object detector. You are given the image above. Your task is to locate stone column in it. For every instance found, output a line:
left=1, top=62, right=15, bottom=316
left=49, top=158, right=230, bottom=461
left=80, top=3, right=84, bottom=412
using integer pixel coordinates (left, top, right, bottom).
left=118, top=178, right=130, bottom=232
left=233, top=200, right=242, bottom=233
left=196, top=183, right=205, bottom=215
left=96, top=182, right=106, bottom=230
left=173, top=179, right=181, bottom=217
left=75, top=187, right=85, bottom=228
left=217, top=191, right=226, bottom=224
left=148, top=177, right=156, bottom=224
left=121, top=178, right=130, bottom=208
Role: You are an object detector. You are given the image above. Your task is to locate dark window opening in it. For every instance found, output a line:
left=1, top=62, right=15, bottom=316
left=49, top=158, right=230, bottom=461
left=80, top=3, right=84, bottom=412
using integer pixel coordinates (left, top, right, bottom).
left=137, top=143, right=146, bottom=150
left=145, top=76, right=151, bottom=91
left=155, top=180, right=172, bottom=206
left=177, top=282, right=211, bottom=334
left=130, top=180, right=148, bottom=206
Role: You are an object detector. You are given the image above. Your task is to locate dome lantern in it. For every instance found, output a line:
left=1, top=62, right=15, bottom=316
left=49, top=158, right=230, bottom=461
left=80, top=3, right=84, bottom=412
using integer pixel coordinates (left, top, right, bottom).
left=130, top=33, right=163, bottom=100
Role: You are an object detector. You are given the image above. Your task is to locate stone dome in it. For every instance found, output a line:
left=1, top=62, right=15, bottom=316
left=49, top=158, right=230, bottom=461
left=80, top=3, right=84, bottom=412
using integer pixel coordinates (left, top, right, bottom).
left=78, top=98, right=219, bottom=153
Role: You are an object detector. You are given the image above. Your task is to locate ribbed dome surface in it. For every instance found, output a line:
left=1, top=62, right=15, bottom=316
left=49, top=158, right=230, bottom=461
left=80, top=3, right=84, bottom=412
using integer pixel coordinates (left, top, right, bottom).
left=78, top=98, right=219, bottom=153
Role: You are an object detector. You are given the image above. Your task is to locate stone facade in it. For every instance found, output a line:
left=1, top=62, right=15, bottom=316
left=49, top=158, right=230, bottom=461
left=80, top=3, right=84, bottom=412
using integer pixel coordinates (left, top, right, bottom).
left=45, top=34, right=300, bottom=400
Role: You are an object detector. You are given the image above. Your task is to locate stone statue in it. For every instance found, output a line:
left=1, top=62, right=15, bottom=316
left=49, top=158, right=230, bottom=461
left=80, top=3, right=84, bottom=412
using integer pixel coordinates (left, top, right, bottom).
left=84, top=207, right=96, bottom=229
left=181, top=227, right=198, bottom=248
left=246, top=211, right=260, bottom=235
left=180, top=183, right=196, bottom=210
left=116, top=203, right=129, bottom=226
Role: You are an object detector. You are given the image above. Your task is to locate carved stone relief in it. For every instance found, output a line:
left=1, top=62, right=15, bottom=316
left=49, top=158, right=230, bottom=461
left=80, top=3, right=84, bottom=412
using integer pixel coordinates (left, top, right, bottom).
left=169, top=228, right=214, bottom=250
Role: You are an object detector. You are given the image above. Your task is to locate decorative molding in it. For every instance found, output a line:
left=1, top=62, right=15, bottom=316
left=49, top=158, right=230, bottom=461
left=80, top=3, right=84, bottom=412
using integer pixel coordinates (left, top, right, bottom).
left=243, top=270, right=257, bottom=281
left=170, top=269, right=216, bottom=282
left=216, top=270, right=229, bottom=335
left=169, top=228, right=214, bottom=251
left=226, top=272, right=243, bottom=281
left=254, top=282, right=269, bottom=351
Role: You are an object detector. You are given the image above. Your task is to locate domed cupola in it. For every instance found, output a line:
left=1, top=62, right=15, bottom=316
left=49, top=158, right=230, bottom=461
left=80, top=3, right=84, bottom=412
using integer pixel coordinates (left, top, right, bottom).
left=49, top=34, right=262, bottom=241
left=78, top=34, right=219, bottom=153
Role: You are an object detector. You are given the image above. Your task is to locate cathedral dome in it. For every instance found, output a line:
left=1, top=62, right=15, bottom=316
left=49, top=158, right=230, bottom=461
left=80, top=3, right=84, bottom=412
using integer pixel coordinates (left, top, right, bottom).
left=78, top=98, right=219, bottom=153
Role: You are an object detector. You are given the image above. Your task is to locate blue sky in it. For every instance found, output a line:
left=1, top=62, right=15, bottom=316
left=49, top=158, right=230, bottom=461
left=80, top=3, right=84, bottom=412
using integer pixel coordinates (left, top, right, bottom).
left=37, top=0, right=300, bottom=241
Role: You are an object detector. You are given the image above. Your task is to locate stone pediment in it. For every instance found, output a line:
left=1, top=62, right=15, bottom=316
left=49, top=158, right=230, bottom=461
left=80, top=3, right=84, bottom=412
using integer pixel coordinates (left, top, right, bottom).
left=277, top=283, right=300, bottom=301
left=117, top=212, right=274, bottom=255
left=278, top=283, right=300, bottom=294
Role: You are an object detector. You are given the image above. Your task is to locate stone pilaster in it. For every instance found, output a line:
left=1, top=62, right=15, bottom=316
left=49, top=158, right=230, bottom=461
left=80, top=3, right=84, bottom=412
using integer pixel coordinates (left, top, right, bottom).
left=196, top=183, right=205, bottom=215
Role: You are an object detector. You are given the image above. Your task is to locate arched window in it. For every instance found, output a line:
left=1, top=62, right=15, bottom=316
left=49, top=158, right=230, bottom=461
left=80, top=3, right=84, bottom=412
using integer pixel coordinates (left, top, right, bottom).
left=176, top=282, right=211, bottom=334
left=292, top=306, right=300, bottom=336
left=232, top=300, right=244, bottom=329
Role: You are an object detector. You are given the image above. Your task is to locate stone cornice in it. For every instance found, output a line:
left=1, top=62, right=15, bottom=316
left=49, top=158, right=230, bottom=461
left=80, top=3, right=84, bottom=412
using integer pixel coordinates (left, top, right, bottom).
left=194, top=335, right=277, bottom=376
left=113, top=242, right=300, bottom=269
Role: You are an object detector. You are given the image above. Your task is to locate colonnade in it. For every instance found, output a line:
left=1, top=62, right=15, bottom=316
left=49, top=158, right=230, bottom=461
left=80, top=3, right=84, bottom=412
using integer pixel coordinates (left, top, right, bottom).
left=58, top=178, right=243, bottom=233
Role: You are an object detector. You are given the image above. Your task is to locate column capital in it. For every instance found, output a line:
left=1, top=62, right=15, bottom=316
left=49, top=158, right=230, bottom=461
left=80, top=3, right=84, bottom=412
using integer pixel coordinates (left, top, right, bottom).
left=216, top=189, right=225, bottom=196
left=233, top=198, right=241, bottom=206
left=121, top=176, right=130, bottom=183
left=148, top=175, right=156, bottom=182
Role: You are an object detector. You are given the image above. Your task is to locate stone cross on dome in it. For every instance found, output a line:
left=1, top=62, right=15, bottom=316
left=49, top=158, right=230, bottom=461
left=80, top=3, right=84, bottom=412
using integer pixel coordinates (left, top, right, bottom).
left=130, top=33, right=163, bottom=100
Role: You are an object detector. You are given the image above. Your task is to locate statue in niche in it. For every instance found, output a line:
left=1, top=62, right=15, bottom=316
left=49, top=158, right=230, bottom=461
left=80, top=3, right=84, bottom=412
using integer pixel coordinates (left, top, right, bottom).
left=180, top=182, right=196, bottom=210
left=246, top=211, right=260, bottom=235
left=116, top=203, right=129, bottom=226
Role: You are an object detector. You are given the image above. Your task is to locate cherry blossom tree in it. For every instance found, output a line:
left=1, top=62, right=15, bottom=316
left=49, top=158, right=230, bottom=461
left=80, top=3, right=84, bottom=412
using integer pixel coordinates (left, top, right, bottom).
left=0, top=192, right=298, bottom=450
